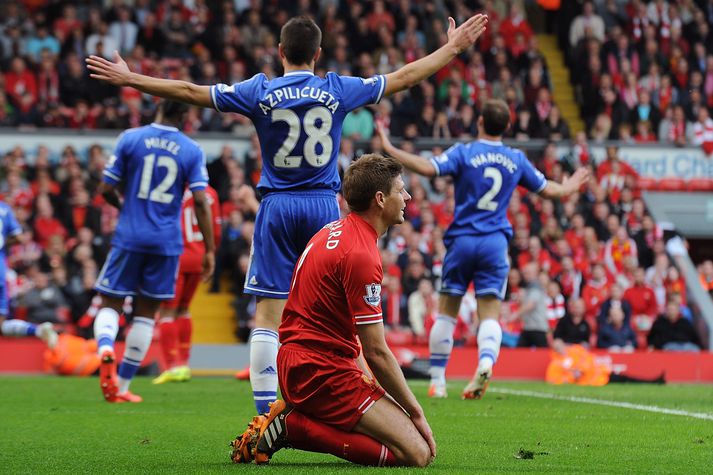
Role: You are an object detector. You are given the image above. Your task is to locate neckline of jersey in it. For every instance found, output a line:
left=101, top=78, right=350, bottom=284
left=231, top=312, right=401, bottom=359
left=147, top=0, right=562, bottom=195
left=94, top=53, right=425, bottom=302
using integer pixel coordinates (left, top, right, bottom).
left=150, top=123, right=179, bottom=132
left=349, top=212, right=379, bottom=242
left=284, top=70, right=315, bottom=77
left=478, top=138, right=503, bottom=146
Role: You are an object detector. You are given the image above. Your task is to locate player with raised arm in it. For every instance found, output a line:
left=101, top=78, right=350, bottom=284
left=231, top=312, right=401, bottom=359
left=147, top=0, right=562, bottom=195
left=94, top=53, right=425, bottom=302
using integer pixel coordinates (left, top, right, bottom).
left=377, top=99, right=590, bottom=399
left=0, top=201, right=57, bottom=348
left=231, top=154, right=435, bottom=467
left=93, top=100, right=215, bottom=403
left=86, top=13, right=488, bottom=414
left=152, top=185, right=221, bottom=384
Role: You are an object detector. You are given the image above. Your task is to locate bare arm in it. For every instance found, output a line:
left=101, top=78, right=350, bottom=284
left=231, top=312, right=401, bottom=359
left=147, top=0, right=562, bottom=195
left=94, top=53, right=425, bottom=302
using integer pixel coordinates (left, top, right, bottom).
left=383, top=15, right=487, bottom=97
left=86, top=52, right=212, bottom=108
left=98, top=181, right=122, bottom=210
left=539, top=168, right=591, bottom=200
left=357, top=322, right=436, bottom=457
left=376, top=123, right=437, bottom=177
left=193, top=190, right=216, bottom=282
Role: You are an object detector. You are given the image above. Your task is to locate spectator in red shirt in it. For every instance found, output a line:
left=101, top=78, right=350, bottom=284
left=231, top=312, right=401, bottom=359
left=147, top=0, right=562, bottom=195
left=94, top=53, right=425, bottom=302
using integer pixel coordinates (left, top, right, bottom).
left=581, top=263, right=611, bottom=321
left=624, top=267, right=658, bottom=332
left=4, top=57, right=38, bottom=122
left=604, top=226, right=638, bottom=274
left=499, top=3, right=533, bottom=46
left=596, top=146, right=637, bottom=180
left=33, top=194, right=67, bottom=249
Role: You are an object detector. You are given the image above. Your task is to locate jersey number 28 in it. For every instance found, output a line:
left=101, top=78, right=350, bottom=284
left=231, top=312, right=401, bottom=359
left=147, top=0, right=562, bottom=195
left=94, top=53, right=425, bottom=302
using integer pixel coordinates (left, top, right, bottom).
left=272, top=107, right=333, bottom=168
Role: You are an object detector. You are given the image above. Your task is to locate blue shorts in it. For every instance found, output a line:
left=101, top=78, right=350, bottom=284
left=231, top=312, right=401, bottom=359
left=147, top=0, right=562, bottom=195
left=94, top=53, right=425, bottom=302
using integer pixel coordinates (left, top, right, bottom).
left=440, top=231, right=510, bottom=300
left=95, top=248, right=180, bottom=301
left=245, top=190, right=339, bottom=298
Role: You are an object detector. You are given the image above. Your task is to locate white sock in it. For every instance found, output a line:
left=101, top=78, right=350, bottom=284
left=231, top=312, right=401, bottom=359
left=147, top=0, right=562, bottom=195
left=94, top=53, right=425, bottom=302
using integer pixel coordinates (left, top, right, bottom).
left=1, top=319, right=36, bottom=337
left=117, top=317, right=155, bottom=394
left=477, top=318, right=502, bottom=371
left=94, top=308, right=120, bottom=355
left=249, top=328, right=279, bottom=414
left=429, top=315, right=456, bottom=386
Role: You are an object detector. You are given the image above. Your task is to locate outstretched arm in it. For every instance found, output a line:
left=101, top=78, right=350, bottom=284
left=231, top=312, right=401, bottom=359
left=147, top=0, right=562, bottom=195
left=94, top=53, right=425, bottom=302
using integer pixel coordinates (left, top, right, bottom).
left=86, top=52, right=212, bottom=108
left=376, top=123, right=437, bottom=177
left=383, top=14, right=487, bottom=97
left=539, top=168, right=591, bottom=200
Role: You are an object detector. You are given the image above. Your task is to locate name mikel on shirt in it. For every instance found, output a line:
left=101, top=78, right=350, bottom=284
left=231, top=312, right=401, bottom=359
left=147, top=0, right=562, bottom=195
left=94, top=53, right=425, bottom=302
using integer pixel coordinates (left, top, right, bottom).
left=144, top=137, right=181, bottom=155
left=469, top=153, right=518, bottom=173
left=258, top=87, right=340, bottom=115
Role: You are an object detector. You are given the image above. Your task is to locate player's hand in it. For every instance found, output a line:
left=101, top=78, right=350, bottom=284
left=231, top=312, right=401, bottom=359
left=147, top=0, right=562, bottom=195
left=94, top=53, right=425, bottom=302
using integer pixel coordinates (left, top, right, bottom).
left=446, top=13, right=488, bottom=54
left=563, top=168, right=591, bottom=195
left=86, top=51, right=132, bottom=86
left=201, top=251, right=215, bottom=283
left=411, top=412, right=437, bottom=460
left=374, top=122, right=393, bottom=153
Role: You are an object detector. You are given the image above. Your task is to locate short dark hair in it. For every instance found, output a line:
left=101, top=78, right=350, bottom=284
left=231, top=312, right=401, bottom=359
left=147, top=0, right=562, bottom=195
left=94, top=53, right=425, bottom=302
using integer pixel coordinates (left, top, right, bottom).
left=158, top=100, right=189, bottom=122
left=280, top=16, right=322, bottom=66
left=342, top=154, right=403, bottom=212
left=481, top=99, right=511, bottom=136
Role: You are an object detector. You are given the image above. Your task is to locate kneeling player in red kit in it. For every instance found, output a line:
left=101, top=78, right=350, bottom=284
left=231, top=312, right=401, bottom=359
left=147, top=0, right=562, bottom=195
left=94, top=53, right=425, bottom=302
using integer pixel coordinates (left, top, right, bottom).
left=153, top=185, right=221, bottom=384
left=231, top=154, right=436, bottom=467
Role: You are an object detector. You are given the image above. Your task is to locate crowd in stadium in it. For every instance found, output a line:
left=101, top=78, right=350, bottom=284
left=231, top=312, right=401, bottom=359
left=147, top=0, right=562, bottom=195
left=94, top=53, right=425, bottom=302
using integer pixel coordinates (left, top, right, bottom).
left=0, top=0, right=709, bottom=352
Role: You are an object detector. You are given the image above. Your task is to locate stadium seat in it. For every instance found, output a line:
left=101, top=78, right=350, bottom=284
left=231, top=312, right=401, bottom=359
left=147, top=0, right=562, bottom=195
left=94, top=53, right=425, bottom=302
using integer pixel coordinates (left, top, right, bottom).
left=656, top=178, right=687, bottom=191
left=635, top=177, right=659, bottom=191
left=687, top=178, right=713, bottom=192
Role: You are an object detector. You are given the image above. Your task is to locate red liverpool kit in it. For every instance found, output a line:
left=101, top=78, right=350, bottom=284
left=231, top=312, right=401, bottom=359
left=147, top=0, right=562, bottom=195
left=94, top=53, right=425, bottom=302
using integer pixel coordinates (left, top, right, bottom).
left=278, top=213, right=386, bottom=430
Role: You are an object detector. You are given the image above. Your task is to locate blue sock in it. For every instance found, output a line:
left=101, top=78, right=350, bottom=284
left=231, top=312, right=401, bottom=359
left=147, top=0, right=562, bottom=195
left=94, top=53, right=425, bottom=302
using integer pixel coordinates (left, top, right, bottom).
left=249, top=328, right=279, bottom=414
left=117, top=317, right=155, bottom=394
left=1, top=319, right=37, bottom=337
left=429, top=315, right=456, bottom=385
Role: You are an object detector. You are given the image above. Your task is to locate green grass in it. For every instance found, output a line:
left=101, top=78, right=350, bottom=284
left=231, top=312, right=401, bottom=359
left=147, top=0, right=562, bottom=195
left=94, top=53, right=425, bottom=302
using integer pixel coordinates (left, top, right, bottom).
left=1, top=377, right=712, bottom=474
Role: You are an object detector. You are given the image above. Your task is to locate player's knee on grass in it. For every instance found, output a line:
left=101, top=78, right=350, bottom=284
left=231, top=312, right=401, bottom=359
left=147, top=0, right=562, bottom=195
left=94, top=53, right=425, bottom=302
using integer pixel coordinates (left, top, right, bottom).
left=355, top=398, right=432, bottom=467
left=395, top=436, right=431, bottom=467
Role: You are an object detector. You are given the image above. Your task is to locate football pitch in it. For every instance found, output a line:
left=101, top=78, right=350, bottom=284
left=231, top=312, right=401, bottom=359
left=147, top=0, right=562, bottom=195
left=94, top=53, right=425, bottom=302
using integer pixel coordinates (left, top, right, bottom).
left=1, top=377, right=711, bottom=474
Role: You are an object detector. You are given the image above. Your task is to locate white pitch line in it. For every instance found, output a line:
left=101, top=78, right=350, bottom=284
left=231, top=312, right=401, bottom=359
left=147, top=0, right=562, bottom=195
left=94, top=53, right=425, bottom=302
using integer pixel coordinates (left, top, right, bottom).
left=490, top=387, right=713, bottom=421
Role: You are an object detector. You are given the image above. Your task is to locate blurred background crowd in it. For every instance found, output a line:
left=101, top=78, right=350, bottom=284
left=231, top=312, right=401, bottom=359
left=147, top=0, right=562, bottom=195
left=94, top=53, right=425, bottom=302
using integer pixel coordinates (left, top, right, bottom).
left=0, top=0, right=710, bottom=352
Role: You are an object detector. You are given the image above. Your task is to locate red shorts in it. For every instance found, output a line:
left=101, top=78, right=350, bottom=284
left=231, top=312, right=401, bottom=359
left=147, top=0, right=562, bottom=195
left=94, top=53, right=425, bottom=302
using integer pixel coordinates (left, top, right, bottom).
left=277, top=344, right=385, bottom=432
left=163, top=272, right=202, bottom=310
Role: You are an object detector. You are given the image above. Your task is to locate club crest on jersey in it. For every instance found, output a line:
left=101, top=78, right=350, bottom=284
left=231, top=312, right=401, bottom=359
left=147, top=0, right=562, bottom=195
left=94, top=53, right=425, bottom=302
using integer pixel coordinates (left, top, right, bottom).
left=360, top=77, right=377, bottom=86
left=363, top=283, right=381, bottom=307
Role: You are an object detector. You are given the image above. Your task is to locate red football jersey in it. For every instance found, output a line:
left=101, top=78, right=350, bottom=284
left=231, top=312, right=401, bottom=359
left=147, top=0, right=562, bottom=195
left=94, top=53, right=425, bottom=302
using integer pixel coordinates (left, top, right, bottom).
left=179, top=186, right=221, bottom=273
left=280, top=213, right=384, bottom=358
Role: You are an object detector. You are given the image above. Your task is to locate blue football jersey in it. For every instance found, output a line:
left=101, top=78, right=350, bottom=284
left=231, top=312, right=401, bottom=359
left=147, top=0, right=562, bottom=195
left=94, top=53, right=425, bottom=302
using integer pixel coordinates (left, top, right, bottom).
left=103, top=123, right=209, bottom=256
left=430, top=139, right=547, bottom=239
left=210, top=71, right=386, bottom=193
left=0, top=201, right=21, bottom=276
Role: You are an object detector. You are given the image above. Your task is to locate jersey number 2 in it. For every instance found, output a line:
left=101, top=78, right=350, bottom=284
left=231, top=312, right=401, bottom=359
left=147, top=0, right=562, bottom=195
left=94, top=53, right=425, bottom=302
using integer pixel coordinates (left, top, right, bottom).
left=477, top=167, right=502, bottom=211
left=138, top=154, right=177, bottom=203
left=272, top=107, right=333, bottom=168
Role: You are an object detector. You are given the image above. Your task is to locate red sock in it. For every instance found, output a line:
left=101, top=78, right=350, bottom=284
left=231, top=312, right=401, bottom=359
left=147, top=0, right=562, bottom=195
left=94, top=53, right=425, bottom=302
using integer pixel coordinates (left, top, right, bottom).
left=159, top=319, right=179, bottom=369
left=176, top=316, right=193, bottom=366
left=285, top=410, right=396, bottom=466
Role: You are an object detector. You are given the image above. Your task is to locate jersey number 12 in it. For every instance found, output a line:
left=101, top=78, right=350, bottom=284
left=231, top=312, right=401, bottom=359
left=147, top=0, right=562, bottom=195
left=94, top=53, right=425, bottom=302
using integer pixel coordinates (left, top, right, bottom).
left=272, top=107, right=333, bottom=168
left=138, top=154, right=177, bottom=203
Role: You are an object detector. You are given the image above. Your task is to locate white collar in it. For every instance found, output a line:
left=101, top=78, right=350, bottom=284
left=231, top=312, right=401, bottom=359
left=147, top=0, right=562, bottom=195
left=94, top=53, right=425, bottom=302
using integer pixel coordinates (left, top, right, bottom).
left=284, top=70, right=315, bottom=77
left=150, top=123, right=178, bottom=132
left=478, top=138, right=503, bottom=146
